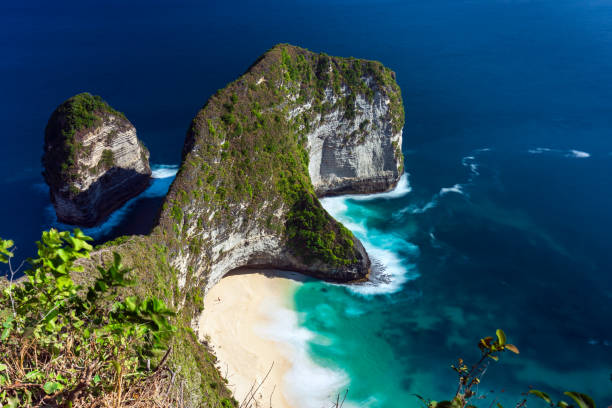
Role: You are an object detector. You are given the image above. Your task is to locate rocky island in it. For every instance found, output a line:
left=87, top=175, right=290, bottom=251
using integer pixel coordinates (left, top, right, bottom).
left=74, top=44, right=404, bottom=406
left=43, top=93, right=151, bottom=226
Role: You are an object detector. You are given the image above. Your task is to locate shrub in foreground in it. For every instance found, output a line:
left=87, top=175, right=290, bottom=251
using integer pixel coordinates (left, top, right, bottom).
left=0, top=229, right=175, bottom=407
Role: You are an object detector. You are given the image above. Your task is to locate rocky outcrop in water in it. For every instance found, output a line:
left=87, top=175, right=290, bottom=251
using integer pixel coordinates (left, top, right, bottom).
left=43, top=93, right=151, bottom=227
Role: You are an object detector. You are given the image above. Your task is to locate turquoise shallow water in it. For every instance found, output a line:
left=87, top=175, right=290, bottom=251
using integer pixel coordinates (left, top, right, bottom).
left=294, top=148, right=612, bottom=407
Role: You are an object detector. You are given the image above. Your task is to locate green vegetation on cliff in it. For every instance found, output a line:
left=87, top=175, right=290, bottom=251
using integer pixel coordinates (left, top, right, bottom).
left=163, top=44, right=402, bottom=268
left=43, top=93, right=129, bottom=190
left=0, top=231, right=176, bottom=407
left=0, top=231, right=236, bottom=408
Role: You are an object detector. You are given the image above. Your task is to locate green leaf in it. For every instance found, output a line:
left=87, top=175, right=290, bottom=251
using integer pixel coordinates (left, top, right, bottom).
left=55, top=248, right=71, bottom=262
left=0, top=239, right=14, bottom=263
left=43, top=304, right=62, bottom=324
left=558, top=401, right=569, bottom=408
left=56, top=275, right=74, bottom=289
left=496, top=329, right=506, bottom=346
left=73, top=229, right=93, bottom=242
left=125, top=296, right=138, bottom=312
left=529, top=390, right=552, bottom=404
left=563, top=392, right=595, bottom=408
left=2, top=316, right=14, bottom=329
left=43, top=381, right=62, bottom=394
left=5, top=396, right=19, bottom=408
left=0, top=364, right=6, bottom=371
left=1, top=326, right=11, bottom=341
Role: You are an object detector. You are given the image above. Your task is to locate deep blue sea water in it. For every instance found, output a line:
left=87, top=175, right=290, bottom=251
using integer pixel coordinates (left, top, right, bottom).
left=1, top=0, right=611, bottom=406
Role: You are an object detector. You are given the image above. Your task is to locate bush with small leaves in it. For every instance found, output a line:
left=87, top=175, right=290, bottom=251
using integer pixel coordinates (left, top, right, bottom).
left=0, top=229, right=176, bottom=407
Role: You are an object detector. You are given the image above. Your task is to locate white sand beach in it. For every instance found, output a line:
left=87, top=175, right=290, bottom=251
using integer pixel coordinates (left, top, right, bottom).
left=197, top=270, right=301, bottom=408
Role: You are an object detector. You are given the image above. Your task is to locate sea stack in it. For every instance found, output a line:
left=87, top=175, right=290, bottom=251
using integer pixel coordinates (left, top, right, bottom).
left=42, top=93, right=151, bottom=227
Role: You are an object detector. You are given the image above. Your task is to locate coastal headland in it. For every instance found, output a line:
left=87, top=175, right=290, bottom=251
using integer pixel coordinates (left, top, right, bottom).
left=74, top=44, right=404, bottom=406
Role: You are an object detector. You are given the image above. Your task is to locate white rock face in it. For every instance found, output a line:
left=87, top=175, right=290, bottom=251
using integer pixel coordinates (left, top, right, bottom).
left=44, top=112, right=151, bottom=226
left=171, top=83, right=402, bottom=297
left=70, top=115, right=150, bottom=192
left=154, top=48, right=404, bottom=311
left=304, top=83, right=403, bottom=196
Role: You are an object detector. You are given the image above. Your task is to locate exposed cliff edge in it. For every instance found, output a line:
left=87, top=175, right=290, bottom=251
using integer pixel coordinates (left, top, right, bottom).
left=82, top=44, right=404, bottom=407
left=156, top=44, right=404, bottom=293
left=306, top=75, right=403, bottom=196
left=43, top=93, right=151, bottom=227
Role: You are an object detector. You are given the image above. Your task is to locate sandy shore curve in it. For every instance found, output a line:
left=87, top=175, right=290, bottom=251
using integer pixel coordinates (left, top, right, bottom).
left=197, top=270, right=302, bottom=408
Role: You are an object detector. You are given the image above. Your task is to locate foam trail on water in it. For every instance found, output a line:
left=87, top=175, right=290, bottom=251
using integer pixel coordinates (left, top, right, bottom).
left=566, top=149, right=590, bottom=158
left=392, top=181, right=466, bottom=220
left=45, top=164, right=178, bottom=238
left=440, top=183, right=465, bottom=196
left=528, top=147, right=591, bottom=158
left=257, top=302, right=350, bottom=408
left=528, top=147, right=553, bottom=154
left=321, top=175, right=419, bottom=295
left=461, top=155, right=480, bottom=179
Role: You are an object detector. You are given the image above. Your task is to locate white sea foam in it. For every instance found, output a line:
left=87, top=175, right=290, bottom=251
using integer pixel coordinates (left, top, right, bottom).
left=257, top=302, right=350, bottom=408
left=356, top=238, right=419, bottom=295
left=151, top=164, right=180, bottom=179
left=406, top=200, right=438, bottom=215
left=392, top=183, right=464, bottom=219
left=348, top=173, right=411, bottom=201
left=528, top=147, right=591, bottom=158
left=461, top=155, right=480, bottom=178
left=45, top=164, right=178, bottom=238
left=528, top=147, right=553, bottom=154
left=440, top=183, right=465, bottom=196
left=566, top=149, right=590, bottom=158
left=321, top=176, right=420, bottom=295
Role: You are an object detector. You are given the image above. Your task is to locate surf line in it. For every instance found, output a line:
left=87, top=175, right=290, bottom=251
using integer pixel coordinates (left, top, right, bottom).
left=46, top=164, right=179, bottom=239
left=321, top=173, right=419, bottom=295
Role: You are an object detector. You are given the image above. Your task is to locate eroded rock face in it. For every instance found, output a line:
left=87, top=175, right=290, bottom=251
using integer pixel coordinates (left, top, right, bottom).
left=43, top=93, right=151, bottom=227
left=150, top=44, right=404, bottom=294
left=304, top=82, right=403, bottom=196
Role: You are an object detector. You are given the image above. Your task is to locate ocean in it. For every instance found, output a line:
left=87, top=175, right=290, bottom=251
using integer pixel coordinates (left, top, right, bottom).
left=1, top=0, right=611, bottom=406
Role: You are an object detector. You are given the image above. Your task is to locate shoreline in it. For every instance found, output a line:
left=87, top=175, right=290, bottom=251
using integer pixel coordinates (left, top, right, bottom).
left=197, top=269, right=304, bottom=408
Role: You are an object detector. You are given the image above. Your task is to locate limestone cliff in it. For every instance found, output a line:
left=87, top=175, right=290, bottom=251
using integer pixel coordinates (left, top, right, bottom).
left=84, top=44, right=404, bottom=407
left=152, top=44, right=404, bottom=294
left=304, top=77, right=403, bottom=196
left=43, top=93, right=151, bottom=227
